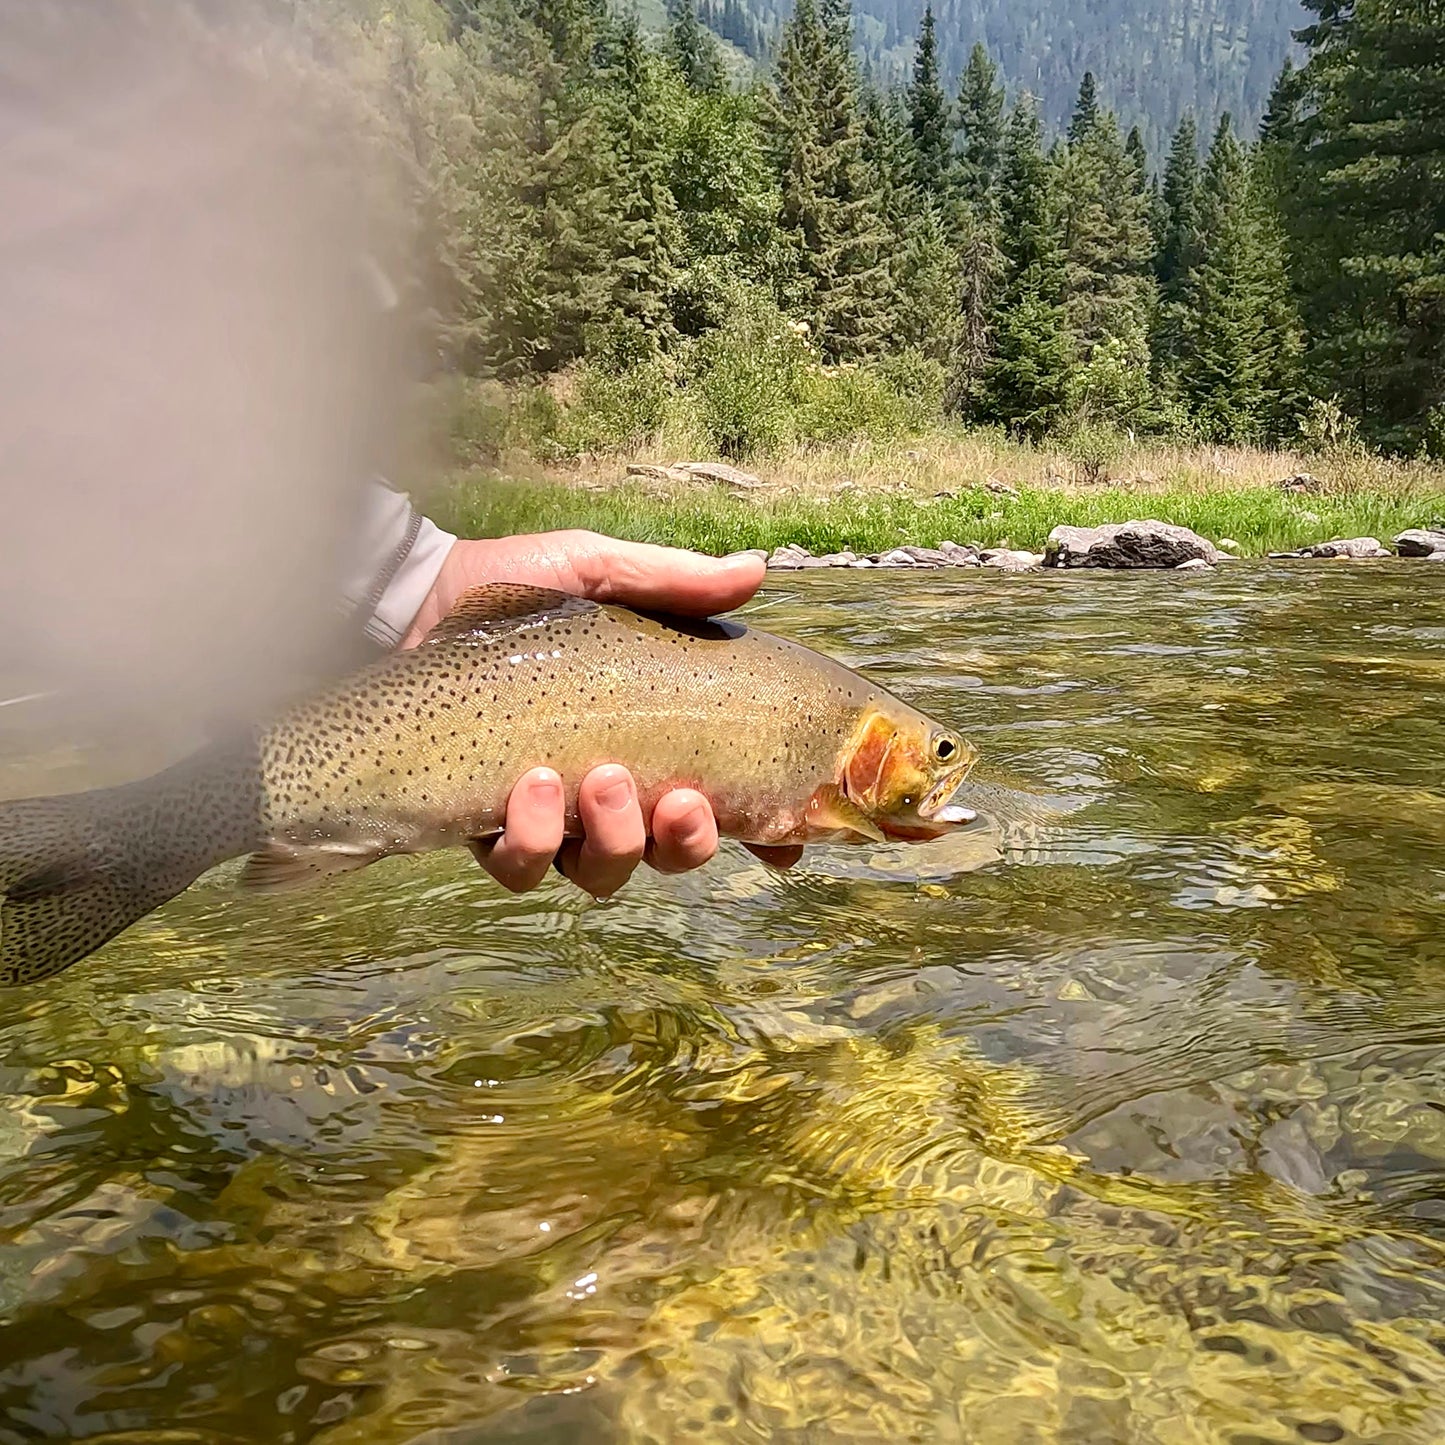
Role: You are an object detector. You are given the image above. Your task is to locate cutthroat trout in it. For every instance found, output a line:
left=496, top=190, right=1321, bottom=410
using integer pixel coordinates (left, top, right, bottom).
left=0, top=585, right=978, bottom=984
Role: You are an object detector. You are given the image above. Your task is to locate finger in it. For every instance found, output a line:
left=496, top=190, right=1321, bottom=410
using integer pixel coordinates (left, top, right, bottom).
left=645, top=789, right=719, bottom=875
left=551, top=531, right=766, bottom=617
left=475, top=768, right=566, bottom=893
left=559, top=764, right=647, bottom=898
left=744, top=843, right=804, bottom=871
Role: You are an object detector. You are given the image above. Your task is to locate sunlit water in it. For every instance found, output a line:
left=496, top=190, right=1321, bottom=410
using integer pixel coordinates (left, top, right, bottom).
left=1, top=564, right=1444, bottom=1444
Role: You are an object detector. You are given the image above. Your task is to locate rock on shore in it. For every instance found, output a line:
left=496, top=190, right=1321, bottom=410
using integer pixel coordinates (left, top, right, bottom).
left=1395, top=528, right=1445, bottom=558
left=1304, top=536, right=1392, bottom=559
left=1045, top=520, right=1223, bottom=570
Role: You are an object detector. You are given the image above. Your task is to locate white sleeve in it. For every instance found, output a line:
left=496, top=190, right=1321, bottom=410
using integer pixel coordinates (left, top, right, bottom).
left=343, top=479, right=458, bottom=648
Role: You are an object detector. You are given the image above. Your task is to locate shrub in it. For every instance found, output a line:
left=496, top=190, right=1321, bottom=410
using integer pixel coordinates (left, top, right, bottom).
left=444, top=377, right=513, bottom=465
left=1061, top=418, right=1128, bottom=485
left=1298, top=395, right=1366, bottom=458
left=555, top=357, right=671, bottom=456
left=693, top=297, right=810, bottom=457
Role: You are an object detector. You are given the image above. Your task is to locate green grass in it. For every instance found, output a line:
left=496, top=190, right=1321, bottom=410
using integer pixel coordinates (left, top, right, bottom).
left=428, top=470, right=1445, bottom=558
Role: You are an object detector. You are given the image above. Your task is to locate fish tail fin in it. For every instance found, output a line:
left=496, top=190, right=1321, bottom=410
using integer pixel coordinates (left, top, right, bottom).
left=0, top=744, right=260, bottom=986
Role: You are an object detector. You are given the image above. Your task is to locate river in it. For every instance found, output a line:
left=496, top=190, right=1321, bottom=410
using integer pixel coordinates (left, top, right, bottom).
left=1, top=563, right=1443, bottom=1443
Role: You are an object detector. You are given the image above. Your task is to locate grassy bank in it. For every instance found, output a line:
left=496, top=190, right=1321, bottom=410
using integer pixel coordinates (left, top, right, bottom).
left=427, top=465, right=1445, bottom=560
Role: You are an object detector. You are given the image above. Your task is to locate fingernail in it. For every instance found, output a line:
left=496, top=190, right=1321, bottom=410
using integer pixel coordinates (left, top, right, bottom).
left=675, top=802, right=709, bottom=845
left=596, top=775, right=634, bottom=812
left=528, top=770, right=562, bottom=806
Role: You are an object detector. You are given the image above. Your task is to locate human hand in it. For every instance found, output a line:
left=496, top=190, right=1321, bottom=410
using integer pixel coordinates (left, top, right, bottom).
left=401, top=530, right=804, bottom=895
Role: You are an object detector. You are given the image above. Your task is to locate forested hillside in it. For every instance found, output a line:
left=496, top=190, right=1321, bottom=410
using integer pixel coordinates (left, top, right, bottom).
left=309, top=0, right=1444, bottom=458
left=684, top=0, right=1306, bottom=160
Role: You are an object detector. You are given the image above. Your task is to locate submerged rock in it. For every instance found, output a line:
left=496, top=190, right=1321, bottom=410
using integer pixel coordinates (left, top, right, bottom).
left=1305, top=537, right=1391, bottom=559
left=1175, top=558, right=1214, bottom=572
left=1395, top=528, right=1445, bottom=557
left=1045, top=520, right=1223, bottom=570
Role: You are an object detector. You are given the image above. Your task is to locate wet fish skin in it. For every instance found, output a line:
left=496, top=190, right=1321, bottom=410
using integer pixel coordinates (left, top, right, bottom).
left=0, top=584, right=978, bottom=983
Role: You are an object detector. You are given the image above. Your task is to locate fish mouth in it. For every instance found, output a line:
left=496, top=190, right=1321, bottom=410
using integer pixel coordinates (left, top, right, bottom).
left=917, top=759, right=980, bottom=826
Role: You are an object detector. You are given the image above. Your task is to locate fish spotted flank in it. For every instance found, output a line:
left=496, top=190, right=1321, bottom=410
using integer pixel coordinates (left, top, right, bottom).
left=0, top=585, right=978, bottom=983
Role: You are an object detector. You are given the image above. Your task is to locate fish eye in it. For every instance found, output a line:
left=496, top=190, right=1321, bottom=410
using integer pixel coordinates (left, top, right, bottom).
left=933, top=734, right=959, bottom=762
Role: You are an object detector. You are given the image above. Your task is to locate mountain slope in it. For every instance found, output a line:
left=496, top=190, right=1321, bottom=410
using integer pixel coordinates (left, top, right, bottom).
left=694, top=0, right=1307, bottom=161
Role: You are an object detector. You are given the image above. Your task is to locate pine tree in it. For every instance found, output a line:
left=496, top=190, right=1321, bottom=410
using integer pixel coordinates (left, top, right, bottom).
left=955, top=42, right=1005, bottom=208
left=1177, top=115, right=1301, bottom=441
left=1157, top=113, right=1201, bottom=293
left=1289, top=0, right=1445, bottom=445
left=981, top=94, right=1073, bottom=437
left=945, top=42, right=1007, bottom=414
left=1151, top=112, right=1202, bottom=382
left=1057, top=107, right=1156, bottom=414
left=767, top=0, right=888, bottom=360
left=907, top=6, right=951, bottom=197
left=666, top=0, right=724, bottom=95
left=1124, top=125, right=1149, bottom=191
left=1068, top=71, right=1100, bottom=144
left=600, top=14, right=685, bottom=346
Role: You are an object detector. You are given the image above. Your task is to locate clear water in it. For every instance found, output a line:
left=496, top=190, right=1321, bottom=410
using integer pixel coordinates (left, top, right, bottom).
left=1, top=563, right=1444, bottom=1444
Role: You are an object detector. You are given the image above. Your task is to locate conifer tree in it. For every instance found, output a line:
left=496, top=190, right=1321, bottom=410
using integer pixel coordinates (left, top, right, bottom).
left=943, top=42, right=1007, bottom=414
left=1290, top=0, right=1445, bottom=444
left=1124, top=125, right=1149, bottom=191
left=955, top=42, right=1006, bottom=208
left=1068, top=71, right=1100, bottom=144
left=666, top=0, right=724, bottom=95
left=1157, top=113, right=1201, bottom=293
left=1177, top=115, right=1301, bottom=441
left=1057, top=108, right=1156, bottom=396
left=1151, top=112, right=1202, bottom=381
left=981, top=95, right=1073, bottom=436
left=907, top=6, right=951, bottom=197
left=767, top=0, right=887, bottom=359
left=600, top=13, right=685, bottom=345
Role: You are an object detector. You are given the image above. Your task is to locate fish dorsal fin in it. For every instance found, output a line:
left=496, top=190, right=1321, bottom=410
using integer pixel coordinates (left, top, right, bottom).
left=419, top=584, right=600, bottom=646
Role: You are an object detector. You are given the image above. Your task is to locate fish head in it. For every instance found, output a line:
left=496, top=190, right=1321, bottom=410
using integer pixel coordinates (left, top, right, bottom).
left=836, top=702, right=980, bottom=842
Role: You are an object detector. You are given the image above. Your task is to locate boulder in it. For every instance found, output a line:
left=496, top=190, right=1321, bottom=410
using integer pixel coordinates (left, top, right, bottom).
left=676, top=461, right=764, bottom=489
left=1045, top=520, right=1223, bottom=570
left=1305, top=537, right=1391, bottom=559
left=1275, top=472, right=1322, bottom=494
left=981, top=548, right=1045, bottom=571
left=1395, top=528, right=1445, bottom=557
left=939, top=541, right=981, bottom=566
left=901, top=545, right=953, bottom=566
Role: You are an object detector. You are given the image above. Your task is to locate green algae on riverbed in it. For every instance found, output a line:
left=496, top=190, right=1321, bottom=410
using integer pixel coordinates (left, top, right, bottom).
left=427, top=471, right=1445, bottom=560
left=0, top=562, right=1444, bottom=1443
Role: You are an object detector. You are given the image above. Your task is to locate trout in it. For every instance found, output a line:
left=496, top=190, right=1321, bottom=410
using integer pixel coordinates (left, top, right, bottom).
left=0, top=584, right=979, bottom=984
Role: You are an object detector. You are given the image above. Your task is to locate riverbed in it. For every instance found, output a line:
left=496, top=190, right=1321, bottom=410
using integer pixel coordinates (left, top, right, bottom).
left=1, top=563, right=1443, bottom=1443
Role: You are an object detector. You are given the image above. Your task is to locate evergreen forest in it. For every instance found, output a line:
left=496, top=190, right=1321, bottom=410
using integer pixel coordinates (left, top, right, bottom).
left=684, top=0, right=1305, bottom=161
left=339, top=0, right=1445, bottom=459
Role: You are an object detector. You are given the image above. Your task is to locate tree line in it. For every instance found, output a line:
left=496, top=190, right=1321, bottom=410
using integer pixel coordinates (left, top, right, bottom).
left=363, top=0, right=1445, bottom=453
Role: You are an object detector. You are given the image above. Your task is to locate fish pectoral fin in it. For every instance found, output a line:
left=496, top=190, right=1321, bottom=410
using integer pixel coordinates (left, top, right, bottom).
left=806, top=785, right=887, bottom=843
left=420, top=584, right=599, bottom=646
left=238, top=839, right=383, bottom=894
